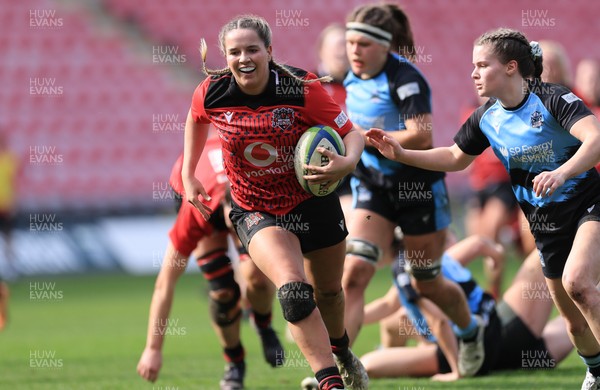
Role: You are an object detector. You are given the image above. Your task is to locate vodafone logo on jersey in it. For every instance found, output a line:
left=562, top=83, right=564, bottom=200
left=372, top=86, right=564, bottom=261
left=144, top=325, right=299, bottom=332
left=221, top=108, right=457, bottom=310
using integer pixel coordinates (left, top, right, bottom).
left=242, top=142, right=295, bottom=178
left=243, top=142, right=277, bottom=167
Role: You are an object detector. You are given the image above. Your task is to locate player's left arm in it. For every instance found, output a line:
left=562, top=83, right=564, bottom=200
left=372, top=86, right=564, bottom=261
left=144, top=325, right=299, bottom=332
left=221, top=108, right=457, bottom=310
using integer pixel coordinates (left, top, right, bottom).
left=384, top=113, right=433, bottom=150
left=384, top=71, right=434, bottom=150
left=533, top=115, right=600, bottom=197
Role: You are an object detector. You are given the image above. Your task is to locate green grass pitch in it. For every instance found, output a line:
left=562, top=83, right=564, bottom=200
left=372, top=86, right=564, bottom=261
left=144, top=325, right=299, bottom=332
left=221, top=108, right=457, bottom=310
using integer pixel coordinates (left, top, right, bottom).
left=1, top=255, right=586, bottom=389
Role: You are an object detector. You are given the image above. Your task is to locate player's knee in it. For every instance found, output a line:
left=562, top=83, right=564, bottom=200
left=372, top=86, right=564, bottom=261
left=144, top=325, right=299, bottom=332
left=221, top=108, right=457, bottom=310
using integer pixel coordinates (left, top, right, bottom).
left=314, top=288, right=344, bottom=309
left=197, top=249, right=242, bottom=327
left=209, top=288, right=236, bottom=302
left=563, top=276, right=596, bottom=307
left=277, top=282, right=316, bottom=323
left=566, top=286, right=590, bottom=306
left=346, top=238, right=382, bottom=265
left=245, top=268, right=272, bottom=293
left=343, top=265, right=373, bottom=293
left=345, top=239, right=380, bottom=290
left=209, top=284, right=242, bottom=327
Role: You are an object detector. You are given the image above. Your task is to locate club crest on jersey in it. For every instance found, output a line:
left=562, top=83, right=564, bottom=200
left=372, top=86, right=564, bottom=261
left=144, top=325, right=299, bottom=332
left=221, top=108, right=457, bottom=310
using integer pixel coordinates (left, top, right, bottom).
left=530, top=111, right=544, bottom=128
left=271, top=107, right=295, bottom=130
left=244, top=212, right=265, bottom=230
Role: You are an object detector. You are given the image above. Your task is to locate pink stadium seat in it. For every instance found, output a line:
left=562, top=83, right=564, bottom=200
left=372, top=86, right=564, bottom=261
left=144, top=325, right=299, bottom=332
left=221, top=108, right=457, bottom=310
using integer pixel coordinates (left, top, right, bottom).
left=5, top=0, right=595, bottom=211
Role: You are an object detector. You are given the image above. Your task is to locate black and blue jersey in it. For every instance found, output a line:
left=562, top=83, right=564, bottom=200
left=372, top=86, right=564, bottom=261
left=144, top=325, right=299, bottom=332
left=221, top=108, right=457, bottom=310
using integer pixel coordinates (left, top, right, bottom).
left=345, top=52, right=444, bottom=187
left=455, top=81, right=600, bottom=233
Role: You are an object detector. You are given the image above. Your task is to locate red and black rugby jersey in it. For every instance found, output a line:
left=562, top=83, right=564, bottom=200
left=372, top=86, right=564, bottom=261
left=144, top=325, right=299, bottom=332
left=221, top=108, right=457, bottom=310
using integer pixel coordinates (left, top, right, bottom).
left=191, top=64, right=352, bottom=214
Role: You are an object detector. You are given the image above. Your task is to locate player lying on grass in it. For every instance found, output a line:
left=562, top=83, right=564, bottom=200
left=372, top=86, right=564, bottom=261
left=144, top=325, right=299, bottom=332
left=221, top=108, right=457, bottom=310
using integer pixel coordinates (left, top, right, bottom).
left=137, top=135, right=283, bottom=390
left=360, top=237, right=573, bottom=380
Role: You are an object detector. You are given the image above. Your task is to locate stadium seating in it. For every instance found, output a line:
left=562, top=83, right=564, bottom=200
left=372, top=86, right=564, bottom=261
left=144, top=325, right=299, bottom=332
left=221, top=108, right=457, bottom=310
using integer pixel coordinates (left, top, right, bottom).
left=1, top=0, right=190, bottom=212
left=3, top=0, right=595, bottom=211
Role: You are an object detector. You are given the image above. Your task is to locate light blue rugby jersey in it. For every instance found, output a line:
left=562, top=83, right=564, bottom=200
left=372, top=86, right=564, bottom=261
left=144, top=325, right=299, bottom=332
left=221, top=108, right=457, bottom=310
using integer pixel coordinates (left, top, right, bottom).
left=344, top=52, right=444, bottom=184
left=455, top=82, right=600, bottom=231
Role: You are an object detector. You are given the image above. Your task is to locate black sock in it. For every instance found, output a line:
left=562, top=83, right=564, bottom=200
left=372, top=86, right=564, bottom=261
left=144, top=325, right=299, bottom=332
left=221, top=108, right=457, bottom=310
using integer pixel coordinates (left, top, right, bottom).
left=252, top=310, right=272, bottom=330
left=224, top=343, right=245, bottom=364
left=330, top=330, right=350, bottom=356
left=315, top=366, right=344, bottom=389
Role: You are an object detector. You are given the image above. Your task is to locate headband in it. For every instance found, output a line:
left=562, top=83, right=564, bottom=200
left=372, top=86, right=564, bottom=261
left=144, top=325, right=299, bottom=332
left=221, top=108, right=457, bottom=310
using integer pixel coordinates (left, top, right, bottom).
left=346, top=22, right=392, bottom=47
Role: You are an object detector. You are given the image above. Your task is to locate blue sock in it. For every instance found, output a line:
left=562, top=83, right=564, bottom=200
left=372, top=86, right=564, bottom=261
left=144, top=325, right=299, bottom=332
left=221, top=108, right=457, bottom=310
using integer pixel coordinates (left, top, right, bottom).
left=579, top=351, right=600, bottom=377
left=452, top=316, right=478, bottom=341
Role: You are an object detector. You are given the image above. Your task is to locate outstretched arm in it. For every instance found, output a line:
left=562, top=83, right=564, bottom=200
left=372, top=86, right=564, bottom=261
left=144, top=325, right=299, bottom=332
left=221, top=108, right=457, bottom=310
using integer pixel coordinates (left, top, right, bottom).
left=365, top=128, right=476, bottom=172
left=445, top=235, right=505, bottom=269
left=137, top=242, right=189, bottom=383
left=364, top=285, right=401, bottom=325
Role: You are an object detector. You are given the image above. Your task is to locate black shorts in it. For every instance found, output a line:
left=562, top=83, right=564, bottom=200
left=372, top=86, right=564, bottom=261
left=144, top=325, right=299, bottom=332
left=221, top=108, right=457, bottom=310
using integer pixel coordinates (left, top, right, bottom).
left=229, top=193, right=348, bottom=254
left=350, top=177, right=451, bottom=235
left=534, top=198, right=600, bottom=278
left=436, top=308, right=502, bottom=376
left=493, top=301, right=555, bottom=370
left=0, top=212, right=15, bottom=234
left=209, top=205, right=228, bottom=233
left=471, top=182, right=518, bottom=211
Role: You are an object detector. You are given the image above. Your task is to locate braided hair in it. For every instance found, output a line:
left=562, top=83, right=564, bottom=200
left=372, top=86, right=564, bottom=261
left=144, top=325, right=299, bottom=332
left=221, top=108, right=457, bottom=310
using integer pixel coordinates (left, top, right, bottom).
left=475, top=28, right=543, bottom=81
left=200, top=14, right=331, bottom=84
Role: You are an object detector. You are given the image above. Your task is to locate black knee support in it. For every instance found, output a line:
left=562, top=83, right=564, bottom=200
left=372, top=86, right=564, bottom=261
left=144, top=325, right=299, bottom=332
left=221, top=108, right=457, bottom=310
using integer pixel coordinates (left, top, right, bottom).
left=197, top=249, right=242, bottom=327
left=209, top=285, right=242, bottom=327
left=277, top=282, right=316, bottom=323
left=197, top=249, right=235, bottom=290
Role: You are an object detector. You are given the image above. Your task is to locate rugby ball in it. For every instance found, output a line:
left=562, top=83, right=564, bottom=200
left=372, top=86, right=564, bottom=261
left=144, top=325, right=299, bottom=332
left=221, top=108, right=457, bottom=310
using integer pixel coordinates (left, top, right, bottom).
left=294, top=125, right=346, bottom=196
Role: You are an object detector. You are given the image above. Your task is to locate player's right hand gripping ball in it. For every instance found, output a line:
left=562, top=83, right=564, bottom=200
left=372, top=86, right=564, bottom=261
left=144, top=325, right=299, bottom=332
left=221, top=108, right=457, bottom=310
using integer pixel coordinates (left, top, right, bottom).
left=294, top=125, right=346, bottom=197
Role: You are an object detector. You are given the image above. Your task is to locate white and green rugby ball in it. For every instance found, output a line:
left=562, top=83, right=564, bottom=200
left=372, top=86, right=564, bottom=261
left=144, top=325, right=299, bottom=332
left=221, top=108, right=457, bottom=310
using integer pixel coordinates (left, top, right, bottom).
left=294, top=125, right=346, bottom=196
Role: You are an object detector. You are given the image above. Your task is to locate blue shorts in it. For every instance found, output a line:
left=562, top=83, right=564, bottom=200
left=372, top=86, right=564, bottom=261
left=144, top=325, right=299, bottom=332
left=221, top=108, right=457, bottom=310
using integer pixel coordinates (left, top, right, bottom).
left=351, top=177, right=451, bottom=235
